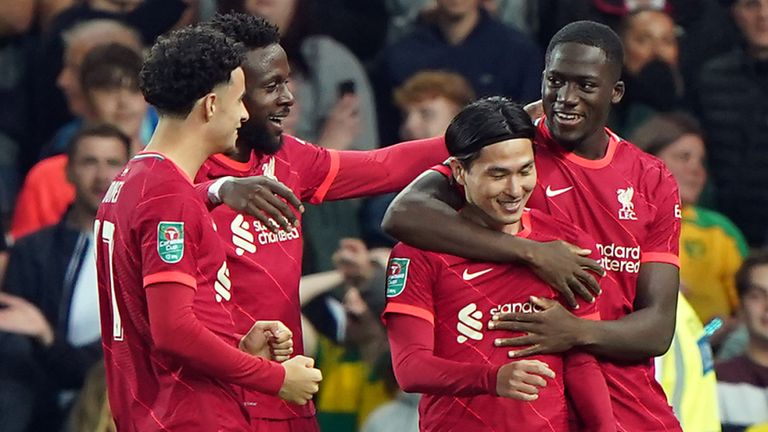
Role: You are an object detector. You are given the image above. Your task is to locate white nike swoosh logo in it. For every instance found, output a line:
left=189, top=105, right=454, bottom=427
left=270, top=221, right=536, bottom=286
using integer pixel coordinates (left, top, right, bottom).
left=462, top=268, right=493, bottom=281
left=545, top=186, right=574, bottom=197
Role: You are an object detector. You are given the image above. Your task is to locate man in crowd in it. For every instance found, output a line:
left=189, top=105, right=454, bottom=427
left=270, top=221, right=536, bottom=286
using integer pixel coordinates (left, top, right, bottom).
left=0, top=123, right=130, bottom=432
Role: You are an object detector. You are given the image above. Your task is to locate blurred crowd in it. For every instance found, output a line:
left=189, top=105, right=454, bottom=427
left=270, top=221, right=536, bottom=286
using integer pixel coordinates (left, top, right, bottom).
left=0, top=0, right=767, bottom=431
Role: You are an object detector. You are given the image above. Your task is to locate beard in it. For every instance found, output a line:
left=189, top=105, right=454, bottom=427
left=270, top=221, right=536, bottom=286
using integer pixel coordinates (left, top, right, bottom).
left=238, top=119, right=284, bottom=155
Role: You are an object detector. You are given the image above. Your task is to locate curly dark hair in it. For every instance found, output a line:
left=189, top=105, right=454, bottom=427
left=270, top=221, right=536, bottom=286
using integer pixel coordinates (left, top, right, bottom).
left=139, top=26, right=245, bottom=117
left=204, top=12, right=280, bottom=50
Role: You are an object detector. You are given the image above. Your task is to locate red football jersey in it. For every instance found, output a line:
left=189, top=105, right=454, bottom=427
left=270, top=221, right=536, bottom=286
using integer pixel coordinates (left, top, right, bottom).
left=384, top=210, right=608, bottom=432
left=526, top=120, right=682, bottom=431
left=95, top=153, right=245, bottom=431
left=195, top=135, right=447, bottom=420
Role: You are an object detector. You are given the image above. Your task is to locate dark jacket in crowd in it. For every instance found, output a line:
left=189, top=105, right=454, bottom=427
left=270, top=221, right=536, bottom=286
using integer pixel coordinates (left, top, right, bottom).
left=1, top=216, right=101, bottom=431
left=695, top=47, right=768, bottom=247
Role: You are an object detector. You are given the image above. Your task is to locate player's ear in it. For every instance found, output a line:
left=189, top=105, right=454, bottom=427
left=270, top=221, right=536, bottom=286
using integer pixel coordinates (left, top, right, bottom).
left=203, top=92, right=217, bottom=122
left=449, top=157, right=466, bottom=186
left=611, top=80, right=625, bottom=104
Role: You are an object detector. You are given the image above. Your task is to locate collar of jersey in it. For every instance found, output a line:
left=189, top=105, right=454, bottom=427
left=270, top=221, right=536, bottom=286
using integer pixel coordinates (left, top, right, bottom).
left=537, top=118, right=620, bottom=169
left=211, top=150, right=257, bottom=173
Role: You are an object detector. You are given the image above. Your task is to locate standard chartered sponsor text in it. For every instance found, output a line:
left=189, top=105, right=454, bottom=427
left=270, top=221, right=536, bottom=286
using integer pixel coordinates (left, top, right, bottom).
left=596, top=243, right=640, bottom=273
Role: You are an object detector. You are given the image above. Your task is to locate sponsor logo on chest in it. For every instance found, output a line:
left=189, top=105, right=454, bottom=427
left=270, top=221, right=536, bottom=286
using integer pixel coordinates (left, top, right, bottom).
left=456, top=301, right=543, bottom=344
left=230, top=213, right=300, bottom=256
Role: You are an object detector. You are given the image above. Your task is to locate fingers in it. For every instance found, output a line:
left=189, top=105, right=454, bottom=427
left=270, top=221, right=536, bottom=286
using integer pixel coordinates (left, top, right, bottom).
left=246, top=199, right=287, bottom=234
left=575, top=267, right=602, bottom=296
left=494, top=335, right=537, bottom=348
left=562, top=240, right=591, bottom=256
left=578, top=256, right=606, bottom=277
left=555, top=281, right=578, bottom=309
left=256, top=191, right=298, bottom=231
left=266, top=179, right=304, bottom=214
left=0, top=292, right=24, bottom=306
left=489, top=320, right=537, bottom=333
left=520, top=360, right=556, bottom=379
left=567, top=276, right=593, bottom=305
left=506, top=390, right=539, bottom=401
left=508, top=344, right=544, bottom=358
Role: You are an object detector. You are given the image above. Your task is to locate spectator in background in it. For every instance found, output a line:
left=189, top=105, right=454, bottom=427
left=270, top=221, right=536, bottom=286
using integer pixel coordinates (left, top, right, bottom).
left=12, top=40, right=145, bottom=241
left=612, top=8, right=686, bottom=136
left=302, top=238, right=394, bottom=432
left=376, top=0, right=541, bottom=145
left=31, top=0, right=190, bottom=167
left=695, top=0, right=768, bottom=247
left=717, top=251, right=768, bottom=431
left=394, top=70, right=475, bottom=141
left=360, top=70, right=475, bottom=249
left=0, top=124, right=130, bottom=432
left=67, top=362, right=115, bottom=432
left=45, top=20, right=144, bottom=158
left=0, top=0, right=36, bottom=217
left=246, top=0, right=381, bottom=273
left=632, top=112, right=747, bottom=334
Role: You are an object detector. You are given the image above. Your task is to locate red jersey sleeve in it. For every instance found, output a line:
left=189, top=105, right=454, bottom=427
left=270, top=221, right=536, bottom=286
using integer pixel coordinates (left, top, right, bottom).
left=382, top=242, right=438, bottom=325
left=640, top=166, right=681, bottom=267
left=319, top=137, right=449, bottom=202
left=134, top=181, right=207, bottom=290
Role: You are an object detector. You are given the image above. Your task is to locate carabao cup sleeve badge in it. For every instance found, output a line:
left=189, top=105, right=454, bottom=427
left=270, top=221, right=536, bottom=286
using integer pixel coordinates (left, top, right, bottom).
left=158, top=221, right=184, bottom=264
left=387, top=258, right=410, bottom=298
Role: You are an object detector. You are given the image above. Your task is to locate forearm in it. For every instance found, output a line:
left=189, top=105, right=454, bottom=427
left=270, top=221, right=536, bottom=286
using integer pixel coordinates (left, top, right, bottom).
left=388, top=314, right=497, bottom=396
left=324, top=137, right=448, bottom=201
left=578, top=306, right=675, bottom=359
left=384, top=190, right=535, bottom=263
left=147, top=282, right=285, bottom=394
left=299, top=270, right=343, bottom=306
left=564, top=351, right=615, bottom=431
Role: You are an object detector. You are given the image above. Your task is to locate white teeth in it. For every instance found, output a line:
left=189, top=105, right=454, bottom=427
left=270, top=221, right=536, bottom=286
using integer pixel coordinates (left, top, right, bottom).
left=556, top=113, right=579, bottom=121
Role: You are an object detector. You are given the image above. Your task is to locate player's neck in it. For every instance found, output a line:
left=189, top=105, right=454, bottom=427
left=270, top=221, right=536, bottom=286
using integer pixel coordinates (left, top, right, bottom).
left=436, top=8, right=479, bottom=45
left=569, top=129, right=610, bottom=160
left=67, top=202, right=96, bottom=234
left=145, top=119, right=212, bottom=180
left=747, top=338, right=768, bottom=368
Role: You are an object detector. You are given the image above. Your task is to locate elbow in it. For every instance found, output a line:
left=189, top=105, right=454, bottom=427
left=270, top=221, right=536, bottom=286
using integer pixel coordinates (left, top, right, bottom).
left=651, top=331, right=675, bottom=357
left=381, top=198, right=414, bottom=238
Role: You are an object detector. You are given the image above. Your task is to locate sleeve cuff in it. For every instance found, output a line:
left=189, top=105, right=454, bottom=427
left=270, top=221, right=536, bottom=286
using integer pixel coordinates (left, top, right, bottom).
left=640, top=252, right=680, bottom=267
left=485, top=364, right=501, bottom=396
left=382, top=303, right=434, bottom=326
left=143, top=271, right=197, bottom=289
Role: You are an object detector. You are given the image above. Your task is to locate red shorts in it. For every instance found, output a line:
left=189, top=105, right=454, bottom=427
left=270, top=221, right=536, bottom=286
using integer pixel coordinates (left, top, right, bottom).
left=250, top=417, right=320, bottom=432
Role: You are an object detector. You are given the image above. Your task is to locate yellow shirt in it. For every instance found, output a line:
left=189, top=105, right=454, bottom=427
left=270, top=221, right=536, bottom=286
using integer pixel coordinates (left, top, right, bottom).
left=680, top=206, right=748, bottom=324
left=657, top=294, right=721, bottom=432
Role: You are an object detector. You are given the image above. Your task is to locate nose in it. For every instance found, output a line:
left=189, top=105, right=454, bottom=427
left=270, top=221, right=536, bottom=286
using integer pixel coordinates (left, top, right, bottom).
left=556, top=82, right=578, bottom=106
left=278, top=83, right=294, bottom=107
left=240, top=100, right=249, bottom=123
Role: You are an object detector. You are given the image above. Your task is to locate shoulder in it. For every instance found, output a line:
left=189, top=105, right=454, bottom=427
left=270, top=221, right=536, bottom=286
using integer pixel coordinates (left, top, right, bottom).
left=616, top=138, right=677, bottom=192
left=715, top=355, right=759, bottom=383
left=27, top=155, right=68, bottom=178
left=701, top=49, right=744, bottom=76
left=529, top=209, right=595, bottom=247
left=12, top=224, right=62, bottom=251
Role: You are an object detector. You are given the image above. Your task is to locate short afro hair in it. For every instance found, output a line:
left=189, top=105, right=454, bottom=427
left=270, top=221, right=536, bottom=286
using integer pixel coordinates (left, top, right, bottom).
left=80, top=43, right=143, bottom=93
left=445, top=96, right=535, bottom=168
left=204, top=12, right=280, bottom=50
left=139, top=26, right=245, bottom=117
left=546, top=20, right=624, bottom=79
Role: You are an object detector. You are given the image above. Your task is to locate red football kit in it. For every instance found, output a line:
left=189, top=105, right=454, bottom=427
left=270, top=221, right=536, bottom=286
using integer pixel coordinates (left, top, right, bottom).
left=383, top=209, right=615, bottom=432
left=96, top=153, right=285, bottom=431
left=429, top=120, right=682, bottom=430
left=194, top=135, right=447, bottom=426
left=526, top=120, right=682, bottom=431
